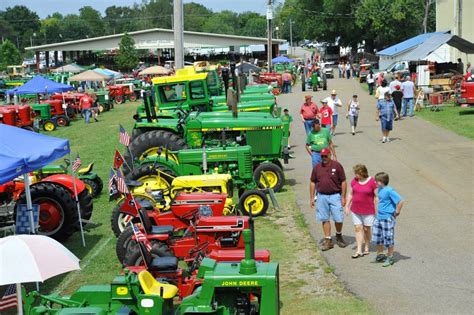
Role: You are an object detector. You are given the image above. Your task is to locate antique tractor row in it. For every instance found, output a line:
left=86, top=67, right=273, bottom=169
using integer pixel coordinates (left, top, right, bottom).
left=0, top=104, right=36, bottom=131
left=0, top=174, right=93, bottom=241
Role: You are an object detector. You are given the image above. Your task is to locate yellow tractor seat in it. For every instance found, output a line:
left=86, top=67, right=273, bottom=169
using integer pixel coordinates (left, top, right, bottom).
left=138, top=270, right=178, bottom=299
left=77, top=163, right=94, bottom=175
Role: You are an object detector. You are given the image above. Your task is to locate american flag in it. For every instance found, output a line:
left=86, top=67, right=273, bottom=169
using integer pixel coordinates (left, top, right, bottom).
left=108, top=168, right=118, bottom=193
left=116, top=169, right=129, bottom=194
left=72, top=154, right=82, bottom=172
left=0, top=284, right=17, bottom=311
left=132, top=224, right=152, bottom=251
left=119, top=125, right=131, bottom=146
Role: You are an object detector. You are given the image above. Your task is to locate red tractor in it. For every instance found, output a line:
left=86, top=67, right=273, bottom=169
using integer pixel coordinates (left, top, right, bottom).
left=0, top=174, right=93, bottom=241
left=116, top=192, right=270, bottom=265
left=0, top=105, right=36, bottom=131
left=108, top=85, right=137, bottom=104
left=257, top=72, right=283, bottom=87
left=51, top=92, right=84, bottom=117
left=456, top=79, right=474, bottom=106
left=39, top=99, right=72, bottom=127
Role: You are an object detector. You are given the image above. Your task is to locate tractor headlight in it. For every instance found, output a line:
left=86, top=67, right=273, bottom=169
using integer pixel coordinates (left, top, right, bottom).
left=141, top=298, right=154, bottom=308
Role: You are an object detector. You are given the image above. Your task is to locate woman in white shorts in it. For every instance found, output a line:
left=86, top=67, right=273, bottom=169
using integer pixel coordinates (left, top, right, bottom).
left=345, top=164, right=378, bottom=258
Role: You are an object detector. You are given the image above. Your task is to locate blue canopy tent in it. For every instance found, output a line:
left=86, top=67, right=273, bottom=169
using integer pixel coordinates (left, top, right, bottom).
left=0, top=124, right=85, bottom=246
left=93, top=68, right=122, bottom=79
left=272, top=56, right=295, bottom=64
left=7, top=76, right=74, bottom=95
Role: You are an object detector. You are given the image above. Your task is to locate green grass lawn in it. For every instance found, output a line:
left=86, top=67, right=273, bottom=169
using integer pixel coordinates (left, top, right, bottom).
left=416, top=105, right=474, bottom=140
left=12, top=101, right=372, bottom=314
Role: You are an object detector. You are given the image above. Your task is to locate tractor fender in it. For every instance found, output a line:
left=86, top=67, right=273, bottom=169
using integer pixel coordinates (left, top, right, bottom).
left=141, top=155, right=180, bottom=175
left=40, top=174, right=86, bottom=195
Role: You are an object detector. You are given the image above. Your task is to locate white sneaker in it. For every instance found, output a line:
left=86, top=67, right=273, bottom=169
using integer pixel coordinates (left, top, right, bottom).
left=382, top=137, right=386, bottom=143
left=386, top=137, right=391, bottom=142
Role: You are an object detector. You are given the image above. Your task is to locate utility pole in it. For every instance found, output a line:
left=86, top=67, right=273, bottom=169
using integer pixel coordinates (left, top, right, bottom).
left=289, top=19, right=294, bottom=56
left=266, top=0, right=273, bottom=72
left=173, top=0, right=184, bottom=69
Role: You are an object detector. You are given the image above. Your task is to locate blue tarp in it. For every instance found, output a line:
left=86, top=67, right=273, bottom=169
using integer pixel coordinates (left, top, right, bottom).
left=272, top=56, right=294, bottom=64
left=7, top=76, right=74, bottom=95
left=93, top=68, right=122, bottom=79
left=0, top=124, right=70, bottom=184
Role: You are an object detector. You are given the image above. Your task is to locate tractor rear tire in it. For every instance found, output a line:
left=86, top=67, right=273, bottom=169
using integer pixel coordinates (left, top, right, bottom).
left=56, top=115, right=70, bottom=127
left=253, top=163, right=285, bottom=192
left=124, top=241, right=174, bottom=267
left=126, top=164, right=175, bottom=184
left=110, top=195, right=156, bottom=237
left=131, top=128, right=145, bottom=141
left=238, top=190, right=269, bottom=217
left=78, top=189, right=94, bottom=221
left=124, top=130, right=187, bottom=174
left=17, top=183, right=77, bottom=242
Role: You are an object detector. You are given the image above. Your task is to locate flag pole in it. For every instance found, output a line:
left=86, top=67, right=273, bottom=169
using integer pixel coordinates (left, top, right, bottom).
left=69, top=153, right=86, bottom=247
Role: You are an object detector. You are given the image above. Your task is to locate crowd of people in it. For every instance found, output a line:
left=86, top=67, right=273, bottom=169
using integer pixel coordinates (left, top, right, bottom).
left=297, top=88, right=405, bottom=267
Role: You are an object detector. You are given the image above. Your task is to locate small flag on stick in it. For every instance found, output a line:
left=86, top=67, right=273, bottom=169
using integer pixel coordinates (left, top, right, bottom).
left=72, top=154, right=82, bottom=172
left=132, top=224, right=152, bottom=251
left=114, top=150, right=125, bottom=169
left=119, top=125, right=131, bottom=146
left=0, top=284, right=17, bottom=311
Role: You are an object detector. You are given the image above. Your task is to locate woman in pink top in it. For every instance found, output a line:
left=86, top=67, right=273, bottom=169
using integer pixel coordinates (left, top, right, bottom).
left=345, top=164, right=378, bottom=258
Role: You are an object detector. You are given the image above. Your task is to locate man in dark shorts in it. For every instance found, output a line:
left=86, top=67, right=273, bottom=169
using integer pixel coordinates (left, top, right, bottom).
left=376, top=92, right=399, bottom=143
left=391, top=85, right=403, bottom=120
left=309, top=148, right=347, bottom=251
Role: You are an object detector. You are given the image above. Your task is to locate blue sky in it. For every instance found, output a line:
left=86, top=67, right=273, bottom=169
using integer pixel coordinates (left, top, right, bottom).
left=1, top=0, right=271, bottom=18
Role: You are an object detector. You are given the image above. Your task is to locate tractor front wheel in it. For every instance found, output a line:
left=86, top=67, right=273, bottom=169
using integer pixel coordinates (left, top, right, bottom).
left=78, top=189, right=94, bottom=221
left=238, top=190, right=269, bottom=217
left=43, top=120, right=56, bottom=132
left=56, top=115, right=70, bottom=127
left=253, top=163, right=285, bottom=192
left=110, top=194, right=155, bottom=237
left=114, top=96, right=124, bottom=104
left=129, top=94, right=137, bottom=102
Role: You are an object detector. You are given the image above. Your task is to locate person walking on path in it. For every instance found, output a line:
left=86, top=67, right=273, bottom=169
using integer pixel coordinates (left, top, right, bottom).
left=338, top=62, right=343, bottom=78
left=300, top=95, right=319, bottom=134
left=318, top=99, right=333, bottom=129
left=282, top=71, right=292, bottom=94
left=282, top=108, right=293, bottom=149
left=305, top=119, right=336, bottom=168
left=327, top=90, right=342, bottom=136
left=345, top=164, right=378, bottom=258
left=79, top=93, right=93, bottom=124
left=367, top=70, right=375, bottom=95
left=372, top=172, right=405, bottom=267
left=375, top=79, right=390, bottom=105
left=345, top=63, right=351, bottom=79
left=376, top=92, right=399, bottom=143
left=346, top=94, right=360, bottom=135
left=389, top=74, right=401, bottom=94
left=401, top=76, right=416, bottom=117
left=310, top=148, right=347, bottom=251
left=391, top=85, right=403, bottom=120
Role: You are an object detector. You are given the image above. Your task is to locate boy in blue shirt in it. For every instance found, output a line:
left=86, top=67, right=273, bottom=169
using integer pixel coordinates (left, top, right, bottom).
left=372, top=172, right=405, bottom=267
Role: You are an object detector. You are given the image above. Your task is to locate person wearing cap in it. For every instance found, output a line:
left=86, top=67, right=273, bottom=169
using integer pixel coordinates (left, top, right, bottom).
left=300, top=95, right=319, bottom=134
left=305, top=118, right=336, bottom=168
left=318, top=98, right=333, bottom=129
left=391, top=85, right=403, bottom=119
left=310, top=147, right=347, bottom=251
left=376, top=92, right=399, bottom=143
left=327, top=90, right=342, bottom=135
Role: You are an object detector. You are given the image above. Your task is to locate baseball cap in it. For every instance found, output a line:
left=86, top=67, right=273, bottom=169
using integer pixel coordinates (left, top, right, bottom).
left=331, top=89, right=337, bottom=95
left=320, top=148, right=331, bottom=156
left=305, top=95, right=312, bottom=100
left=312, top=118, right=320, bottom=125
left=395, top=85, right=401, bottom=90
left=320, top=98, right=328, bottom=103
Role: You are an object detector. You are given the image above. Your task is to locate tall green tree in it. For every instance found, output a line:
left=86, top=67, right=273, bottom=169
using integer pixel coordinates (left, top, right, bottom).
left=202, top=11, right=239, bottom=35
left=59, top=14, right=93, bottom=41
left=184, top=2, right=212, bottom=32
left=104, top=5, right=142, bottom=34
left=0, top=5, right=40, bottom=50
left=79, top=6, right=105, bottom=37
left=0, top=39, right=22, bottom=70
left=115, top=32, right=139, bottom=71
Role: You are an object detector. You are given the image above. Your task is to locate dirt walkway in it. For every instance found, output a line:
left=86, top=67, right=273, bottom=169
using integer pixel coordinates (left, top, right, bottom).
left=278, top=75, right=473, bottom=314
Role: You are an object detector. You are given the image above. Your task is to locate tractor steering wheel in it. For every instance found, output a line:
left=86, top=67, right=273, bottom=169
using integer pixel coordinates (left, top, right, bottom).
left=188, top=244, right=208, bottom=274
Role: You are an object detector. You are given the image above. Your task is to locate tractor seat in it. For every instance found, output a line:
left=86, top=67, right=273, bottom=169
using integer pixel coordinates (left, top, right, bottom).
left=150, top=225, right=174, bottom=235
left=125, top=180, right=143, bottom=187
left=149, top=256, right=178, bottom=273
left=77, top=163, right=93, bottom=175
left=138, top=270, right=178, bottom=299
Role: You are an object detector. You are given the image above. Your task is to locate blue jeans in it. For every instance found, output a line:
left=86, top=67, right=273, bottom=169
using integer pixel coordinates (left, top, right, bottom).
left=311, top=151, right=322, bottom=168
left=316, top=193, right=344, bottom=223
left=82, top=109, right=91, bottom=124
left=402, top=98, right=414, bottom=116
left=304, top=120, right=313, bottom=134
left=346, top=70, right=351, bottom=79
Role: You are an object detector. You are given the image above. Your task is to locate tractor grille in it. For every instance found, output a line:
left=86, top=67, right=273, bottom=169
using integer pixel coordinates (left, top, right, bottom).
left=246, top=130, right=273, bottom=155
left=238, top=149, right=254, bottom=179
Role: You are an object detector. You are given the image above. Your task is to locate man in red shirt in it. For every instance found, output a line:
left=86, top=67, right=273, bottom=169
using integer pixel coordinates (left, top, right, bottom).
left=300, top=95, right=319, bottom=134
left=318, top=98, right=333, bottom=129
left=79, top=93, right=93, bottom=124
left=309, top=148, right=347, bottom=251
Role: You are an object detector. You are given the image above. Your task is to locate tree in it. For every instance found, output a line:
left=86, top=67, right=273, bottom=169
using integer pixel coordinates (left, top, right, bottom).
left=79, top=6, right=105, bottom=37
left=0, top=39, right=22, bottom=70
left=59, top=14, right=93, bottom=41
left=104, top=6, right=142, bottom=34
left=115, top=32, right=139, bottom=71
left=1, top=5, right=41, bottom=50
left=39, top=14, right=63, bottom=45
left=184, top=2, right=212, bottom=32
left=202, top=11, right=239, bottom=35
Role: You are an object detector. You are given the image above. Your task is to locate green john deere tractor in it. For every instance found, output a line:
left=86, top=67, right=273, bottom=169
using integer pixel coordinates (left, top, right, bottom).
left=126, top=109, right=290, bottom=192
left=31, top=103, right=57, bottom=132
left=22, top=229, right=280, bottom=314
left=129, top=145, right=270, bottom=216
